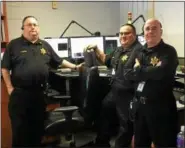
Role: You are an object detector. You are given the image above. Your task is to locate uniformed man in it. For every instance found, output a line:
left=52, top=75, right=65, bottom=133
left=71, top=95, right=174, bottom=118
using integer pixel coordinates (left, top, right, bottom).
left=1, top=16, right=83, bottom=147
left=124, top=18, right=179, bottom=147
left=85, top=24, right=143, bottom=147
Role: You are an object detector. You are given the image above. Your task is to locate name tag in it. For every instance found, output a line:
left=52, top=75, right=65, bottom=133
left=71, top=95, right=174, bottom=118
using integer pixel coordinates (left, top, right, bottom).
left=112, top=68, right=115, bottom=75
left=137, top=81, right=145, bottom=92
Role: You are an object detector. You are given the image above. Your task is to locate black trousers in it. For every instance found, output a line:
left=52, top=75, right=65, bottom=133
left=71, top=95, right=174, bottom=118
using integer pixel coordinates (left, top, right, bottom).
left=96, top=89, right=134, bottom=148
left=8, top=88, right=46, bottom=147
left=134, top=100, right=178, bottom=147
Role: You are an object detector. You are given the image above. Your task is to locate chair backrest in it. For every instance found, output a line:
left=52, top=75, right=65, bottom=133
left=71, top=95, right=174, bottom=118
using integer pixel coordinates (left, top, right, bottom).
left=81, top=66, right=110, bottom=124
left=83, top=51, right=102, bottom=68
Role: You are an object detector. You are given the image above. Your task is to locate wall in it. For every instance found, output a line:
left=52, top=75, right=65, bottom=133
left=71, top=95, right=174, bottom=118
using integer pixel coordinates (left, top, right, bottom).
left=120, top=1, right=184, bottom=57
left=155, top=2, right=184, bottom=57
left=6, top=1, right=120, bottom=40
left=119, top=1, right=154, bottom=35
left=6, top=1, right=184, bottom=57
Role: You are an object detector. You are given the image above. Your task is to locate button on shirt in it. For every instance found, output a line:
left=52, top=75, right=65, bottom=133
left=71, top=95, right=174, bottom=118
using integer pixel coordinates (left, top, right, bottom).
left=2, top=36, right=63, bottom=88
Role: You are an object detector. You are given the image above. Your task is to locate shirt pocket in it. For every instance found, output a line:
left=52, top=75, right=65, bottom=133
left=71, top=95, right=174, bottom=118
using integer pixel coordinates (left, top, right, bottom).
left=12, top=50, right=30, bottom=65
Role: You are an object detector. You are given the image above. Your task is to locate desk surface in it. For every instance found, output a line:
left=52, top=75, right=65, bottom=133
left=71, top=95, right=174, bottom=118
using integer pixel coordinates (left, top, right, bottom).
left=53, top=70, right=112, bottom=78
left=175, top=78, right=185, bottom=84
left=176, top=71, right=185, bottom=78
left=176, top=100, right=184, bottom=110
left=55, top=72, right=79, bottom=77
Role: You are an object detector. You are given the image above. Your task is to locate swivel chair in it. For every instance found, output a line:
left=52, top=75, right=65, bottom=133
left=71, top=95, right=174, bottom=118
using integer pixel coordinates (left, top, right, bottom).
left=42, top=85, right=84, bottom=147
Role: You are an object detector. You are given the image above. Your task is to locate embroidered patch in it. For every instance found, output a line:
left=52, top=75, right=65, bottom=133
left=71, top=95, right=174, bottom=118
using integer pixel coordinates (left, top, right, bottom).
left=121, top=55, right=128, bottom=62
left=150, top=56, right=159, bottom=66
left=20, top=50, right=27, bottom=53
left=40, top=48, right=46, bottom=55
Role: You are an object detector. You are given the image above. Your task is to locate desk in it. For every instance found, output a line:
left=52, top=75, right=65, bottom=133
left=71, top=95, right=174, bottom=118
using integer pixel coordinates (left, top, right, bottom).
left=176, top=71, right=185, bottom=78
left=49, top=70, right=111, bottom=111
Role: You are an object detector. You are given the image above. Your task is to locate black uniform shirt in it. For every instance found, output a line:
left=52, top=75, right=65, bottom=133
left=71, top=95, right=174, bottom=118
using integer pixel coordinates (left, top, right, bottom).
left=2, top=36, right=63, bottom=88
left=124, top=40, right=179, bottom=100
left=105, top=40, right=143, bottom=90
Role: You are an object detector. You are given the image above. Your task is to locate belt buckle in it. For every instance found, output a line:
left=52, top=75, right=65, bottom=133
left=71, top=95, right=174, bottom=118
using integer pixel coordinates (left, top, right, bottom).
left=140, top=96, right=146, bottom=104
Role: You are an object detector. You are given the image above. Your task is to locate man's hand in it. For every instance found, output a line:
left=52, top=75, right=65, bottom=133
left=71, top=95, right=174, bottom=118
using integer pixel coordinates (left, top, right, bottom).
left=76, top=62, right=85, bottom=72
left=156, top=61, right=162, bottom=67
left=83, top=44, right=97, bottom=52
left=7, top=87, right=14, bottom=95
left=134, top=58, right=140, bottom=68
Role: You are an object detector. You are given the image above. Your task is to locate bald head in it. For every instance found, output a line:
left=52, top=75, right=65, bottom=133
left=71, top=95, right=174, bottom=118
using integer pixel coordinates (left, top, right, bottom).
left=144, top=18, right=163, bottom=48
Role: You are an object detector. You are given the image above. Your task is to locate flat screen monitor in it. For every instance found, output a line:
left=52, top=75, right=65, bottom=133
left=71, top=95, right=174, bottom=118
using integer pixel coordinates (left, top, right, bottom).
left=105, top=35, right=146, bottom=54
left=104, top=36, right=121, bottom=54
left=44, top=38, right=69, bottom=58
left=137, top=35, right=146, bottom=45
left=70, top=36, right=104, bottom=59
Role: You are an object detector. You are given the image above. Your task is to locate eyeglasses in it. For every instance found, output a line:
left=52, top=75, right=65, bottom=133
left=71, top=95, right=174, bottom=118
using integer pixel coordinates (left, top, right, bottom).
left=23, top=23, right=39, bottom=28
left=119, top=32, right=132, bottom=36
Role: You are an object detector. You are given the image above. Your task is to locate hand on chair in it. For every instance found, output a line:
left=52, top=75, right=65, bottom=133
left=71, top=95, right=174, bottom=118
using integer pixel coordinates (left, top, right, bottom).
left=76, top=62, right=85, bottom=72
left=83, top=44, right=97, bottom=52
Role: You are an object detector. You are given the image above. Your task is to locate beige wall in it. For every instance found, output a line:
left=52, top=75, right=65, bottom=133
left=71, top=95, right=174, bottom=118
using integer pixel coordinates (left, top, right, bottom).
left=119, top=1, right=184, bottom=57
left=6, top=1, right=120, bottom=40
left=6, top=1, right=184, bottom=57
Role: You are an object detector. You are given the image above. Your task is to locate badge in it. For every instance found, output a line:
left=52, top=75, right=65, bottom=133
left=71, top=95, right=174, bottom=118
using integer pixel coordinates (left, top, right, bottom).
left=150, top=56, right=159, bottom=66
left=137, top=81, right=145, bottom=92
left=40, top=48, right=46, bottom=55
left=121, top=55, right=128, bottom=62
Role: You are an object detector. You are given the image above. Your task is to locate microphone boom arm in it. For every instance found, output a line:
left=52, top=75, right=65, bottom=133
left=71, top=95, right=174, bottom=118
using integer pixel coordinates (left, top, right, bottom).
left=131, top=14, right=146, bottom=35
left=131, top=14, right=146, bottom=25
left=60, top=20, right=94, bottom=37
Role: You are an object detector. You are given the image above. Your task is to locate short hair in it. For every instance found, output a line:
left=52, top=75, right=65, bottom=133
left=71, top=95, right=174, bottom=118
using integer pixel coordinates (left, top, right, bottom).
left=21, top=16, right=38, bottom=30
left=143, top=19, right=163, bottom=29
left=121, top=23, right=136, bottom=35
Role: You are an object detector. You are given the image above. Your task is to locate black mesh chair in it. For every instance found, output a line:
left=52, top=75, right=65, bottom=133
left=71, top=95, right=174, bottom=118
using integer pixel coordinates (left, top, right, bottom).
left=43, top=66, right=108, bottom=147
left=42, top=86, right=84, bottom=147
left=80, top=66, right=111, bottom=130
left=83, top=50, right=103, bottom=68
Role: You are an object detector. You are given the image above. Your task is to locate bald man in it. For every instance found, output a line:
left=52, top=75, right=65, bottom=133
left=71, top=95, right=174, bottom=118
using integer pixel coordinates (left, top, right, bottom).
left=124, top=18, right=179, bottom=147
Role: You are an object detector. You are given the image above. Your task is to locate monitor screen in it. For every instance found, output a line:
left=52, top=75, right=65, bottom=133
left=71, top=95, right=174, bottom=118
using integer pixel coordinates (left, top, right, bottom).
left=137, top=35, right=146, bottom=45
left=104, top=36, right=121, bottom=54
left=70, top=36, right=104, bottom=59
left=44, top=38, right=69, bottom=58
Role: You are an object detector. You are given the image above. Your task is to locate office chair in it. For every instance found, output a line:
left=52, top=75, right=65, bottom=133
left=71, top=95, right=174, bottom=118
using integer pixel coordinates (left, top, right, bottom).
left=83, top=50, right=102, bottom=68
left=80, top=66, right=111, bottom=130
left=42, top=65, right=110, bottom=147
left=42, top=85, right=84, bottom=147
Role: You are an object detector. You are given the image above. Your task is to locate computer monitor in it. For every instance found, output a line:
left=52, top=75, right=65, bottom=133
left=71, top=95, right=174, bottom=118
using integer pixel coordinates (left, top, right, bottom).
left=104, top=36, right=121, bottom=54
left=44, top=38, right=69, bottom=58
left=70, top=36, right=104, bottom=59
left=137, top=35, right=146, bottom=45
left=104, top=35, right=146, bottom=54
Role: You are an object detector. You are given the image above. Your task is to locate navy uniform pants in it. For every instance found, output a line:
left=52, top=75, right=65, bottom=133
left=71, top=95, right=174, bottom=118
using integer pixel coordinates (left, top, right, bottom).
left=95, top=88, right=134, bottom=148
left=134, top=98, right=178, bottom=147
left=8, top=88, right=46, bottom=147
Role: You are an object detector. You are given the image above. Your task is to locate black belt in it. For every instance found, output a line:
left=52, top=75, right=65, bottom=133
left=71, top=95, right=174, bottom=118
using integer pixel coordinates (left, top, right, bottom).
left=14, top=84, right=45, bottom=91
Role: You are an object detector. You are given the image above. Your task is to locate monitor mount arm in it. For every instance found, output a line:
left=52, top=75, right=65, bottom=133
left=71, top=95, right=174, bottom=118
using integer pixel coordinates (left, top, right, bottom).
left=60, top=20, right=94, bottom=37
left=131, top=14, right=146, bottom=35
